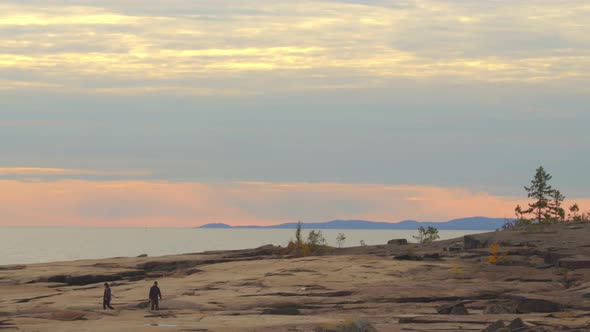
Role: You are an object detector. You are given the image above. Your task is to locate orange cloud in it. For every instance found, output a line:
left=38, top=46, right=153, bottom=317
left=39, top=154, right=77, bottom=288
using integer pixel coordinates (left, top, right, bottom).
left=0, top=167, right=151, bottom=177
left=1, top=180, right=589, bottom=227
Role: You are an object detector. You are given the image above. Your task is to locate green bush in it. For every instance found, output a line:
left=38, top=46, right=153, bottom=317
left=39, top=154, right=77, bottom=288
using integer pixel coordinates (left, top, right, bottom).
left=336, top=233, right=346, bottom=248
left=413, top=226, right=439, bottom=243
left=307, top=230, right=327, bottom=252
left=282, top=223, right=329, bottom=257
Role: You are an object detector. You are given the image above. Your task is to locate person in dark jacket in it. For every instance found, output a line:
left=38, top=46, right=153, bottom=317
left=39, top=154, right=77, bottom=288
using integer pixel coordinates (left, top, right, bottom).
left=103, top=283, right=114, bottom=310
left=149, top=281, right=162, bottom=310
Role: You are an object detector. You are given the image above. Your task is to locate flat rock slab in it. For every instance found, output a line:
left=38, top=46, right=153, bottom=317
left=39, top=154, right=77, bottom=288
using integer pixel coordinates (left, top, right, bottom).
left=558, top=256, right=590, bottom=270
left=48, top=311, right=86, bottom=321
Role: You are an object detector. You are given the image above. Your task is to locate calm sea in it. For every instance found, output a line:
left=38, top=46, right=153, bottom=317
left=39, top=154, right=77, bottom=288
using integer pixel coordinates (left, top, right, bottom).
left=0, top=227, right=488, bottom=265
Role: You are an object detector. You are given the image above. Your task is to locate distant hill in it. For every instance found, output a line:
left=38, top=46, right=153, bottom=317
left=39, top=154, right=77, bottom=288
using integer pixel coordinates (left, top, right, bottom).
left=199, top=217, right=509, bottom=230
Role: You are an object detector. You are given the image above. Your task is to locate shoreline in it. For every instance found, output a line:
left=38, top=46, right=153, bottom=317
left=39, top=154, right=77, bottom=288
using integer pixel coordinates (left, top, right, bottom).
left=0, top=228, right=490, bottom=266
left=2, top=224, right=590, bottom=331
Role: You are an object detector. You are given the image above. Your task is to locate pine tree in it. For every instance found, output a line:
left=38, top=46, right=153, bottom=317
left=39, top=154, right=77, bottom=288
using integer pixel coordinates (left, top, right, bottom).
left=548, top=189, right=565, bottom=222
left=523, top=166, right=562, bottom=224
left=569, top=203, right=580, bottom=222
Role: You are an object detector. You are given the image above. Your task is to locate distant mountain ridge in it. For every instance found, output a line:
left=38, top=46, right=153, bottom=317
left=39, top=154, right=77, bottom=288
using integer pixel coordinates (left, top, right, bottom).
left=199, top=217, right=509, bottom=230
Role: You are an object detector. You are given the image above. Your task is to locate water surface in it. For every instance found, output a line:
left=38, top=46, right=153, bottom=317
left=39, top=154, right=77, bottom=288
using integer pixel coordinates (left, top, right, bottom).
left=0, top=227, right=489, bottom=265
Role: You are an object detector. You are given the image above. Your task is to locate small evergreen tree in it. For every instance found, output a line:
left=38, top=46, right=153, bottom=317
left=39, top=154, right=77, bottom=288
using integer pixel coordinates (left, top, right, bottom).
left=522, top=166, right=564, bottom=224
left=548, top=189, right=565, bottom=222
left=569, top=203, right=581, bottom=222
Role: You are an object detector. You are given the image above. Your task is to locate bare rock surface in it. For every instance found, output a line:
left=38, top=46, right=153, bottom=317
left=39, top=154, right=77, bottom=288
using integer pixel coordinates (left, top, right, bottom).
left=2, top=223, right=590, bottom=331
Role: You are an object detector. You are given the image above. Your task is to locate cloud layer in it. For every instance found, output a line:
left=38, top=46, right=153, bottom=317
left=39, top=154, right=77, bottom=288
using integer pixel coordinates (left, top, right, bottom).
left=1, top=0, right=589, bottom=95
left=1, top=1, right=589, bottom=226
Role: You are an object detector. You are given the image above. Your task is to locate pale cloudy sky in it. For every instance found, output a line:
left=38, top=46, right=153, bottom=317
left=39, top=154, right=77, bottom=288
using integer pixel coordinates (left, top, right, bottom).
left=1, top=0, right=589, bottom=226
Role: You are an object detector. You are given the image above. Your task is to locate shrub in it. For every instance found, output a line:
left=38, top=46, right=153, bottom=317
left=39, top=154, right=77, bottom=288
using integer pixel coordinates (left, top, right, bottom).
left=307, top=230, right=327, bottom=252
left=488, top=243, right=499, bottom=264
left=359, top=240, right=367, bottom=247
left=451, top=265, right=464, bottom=280
left=488, top=243, right=507, bottom=264
left=282, top=223, right=330, bottom=257
left=413, top=226, right=440, bottom=243
left=336, top=233, right=346, bottom=248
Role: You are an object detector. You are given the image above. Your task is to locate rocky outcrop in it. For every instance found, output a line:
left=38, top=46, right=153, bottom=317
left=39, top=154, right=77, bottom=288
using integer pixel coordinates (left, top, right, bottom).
left=482, top=320, right=506, bottom=332
left=393, top=254, right=422, bottom=261
left=436, top=301, right=469, bottom=315
left=482, top=318, right=530, bottom=332
left=558, top=256, right=590, bottom=270
left=464, top=235, right=487, bottom=249
left=507, top=318, right=526, bottom=330
left=261, top=303, right=302, bottom=315
left=484, top=302, right=516, bottom=314
left=316, top=319, right=377, bottom=332
left=48, top=311, right=86, bottom=321
left=484, top=298, right=562, bottom=314
left=43, top=271, right=145, bottom=286
left=387, top=239, right=408, bottom=246
left=513, top=297, right=563, bottom=313
left=393, top=252, right=440, bottom=261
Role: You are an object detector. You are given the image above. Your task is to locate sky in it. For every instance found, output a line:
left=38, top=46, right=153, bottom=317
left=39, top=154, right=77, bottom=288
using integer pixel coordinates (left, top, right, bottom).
left=1, top=0, right=589, bottom=227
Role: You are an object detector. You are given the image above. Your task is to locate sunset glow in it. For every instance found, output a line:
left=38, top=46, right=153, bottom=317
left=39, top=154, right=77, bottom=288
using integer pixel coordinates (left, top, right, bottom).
left=1, top=0, right=589, bottom=226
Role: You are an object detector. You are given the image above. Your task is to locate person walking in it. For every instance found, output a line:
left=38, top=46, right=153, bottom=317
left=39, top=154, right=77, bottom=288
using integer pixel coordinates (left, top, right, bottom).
left=149, top=281, right=162, bottom=310
left=103, top=283, right=114, bottom=310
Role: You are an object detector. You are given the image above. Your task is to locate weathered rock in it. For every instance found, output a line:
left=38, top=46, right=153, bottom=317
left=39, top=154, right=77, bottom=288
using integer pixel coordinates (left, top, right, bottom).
left=464, top=235, right=486, bottom=250
left=387, top=239, right=408, bottom=246
left=137, top=300, right=150, bottom=309
left=48, top=311, right=86, bottom=321
left=423, top=253, right=441, bottom=261
left=0, top=320, right=16, bottom=329
left=450, top=305, right=469, bottom=315
left=484, top=302, right=516, bottom=314
left=482, top=320, right=506, bottom=332
left=526, top=327, right=556, bottom=332
left=543, top=251, right=565, bottom=265
left=316, top=319, right=377, bottom=332
left=558, top=256, right=590, bottom=270
left=436, top=301, right=469, bottom=315
left=393, top=254, right=422, bottom=261
left=43, top=271, right=145, bottom=286
left=507, top=318, right=526, bottom=330
left=513, top=298, right=563, bottom=313
left=262, top=303, right=301, bottom=315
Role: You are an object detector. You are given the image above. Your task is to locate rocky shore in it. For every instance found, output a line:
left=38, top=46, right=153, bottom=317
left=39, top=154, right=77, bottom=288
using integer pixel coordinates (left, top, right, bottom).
left=1, top=223, right=590, bottom=331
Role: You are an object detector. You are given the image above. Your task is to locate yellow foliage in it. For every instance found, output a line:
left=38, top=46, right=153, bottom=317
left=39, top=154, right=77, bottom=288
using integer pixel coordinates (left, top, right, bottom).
left=488, top=255, right=497, bottom=264
left=451, top=265, right=464, bottom=280
left=489, top=243, right=498, bottom=254
left=488, top=243, right=500, bottom=264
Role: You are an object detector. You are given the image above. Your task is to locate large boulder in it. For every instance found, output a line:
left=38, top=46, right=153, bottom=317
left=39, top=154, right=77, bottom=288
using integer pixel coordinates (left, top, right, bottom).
left=464, top=235, right=487, bottom=250
left=388, top=239, right=408, bottom=246
left=507, top=318, right=526, bottom=330
left=482, top=320, right=506, bottom=332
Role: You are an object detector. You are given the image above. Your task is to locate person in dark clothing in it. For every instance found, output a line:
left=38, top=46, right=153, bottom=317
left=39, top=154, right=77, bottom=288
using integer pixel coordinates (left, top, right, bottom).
left=103, top=283, right=114, bottom=310
left=149, top=281, right=162, bottom=310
